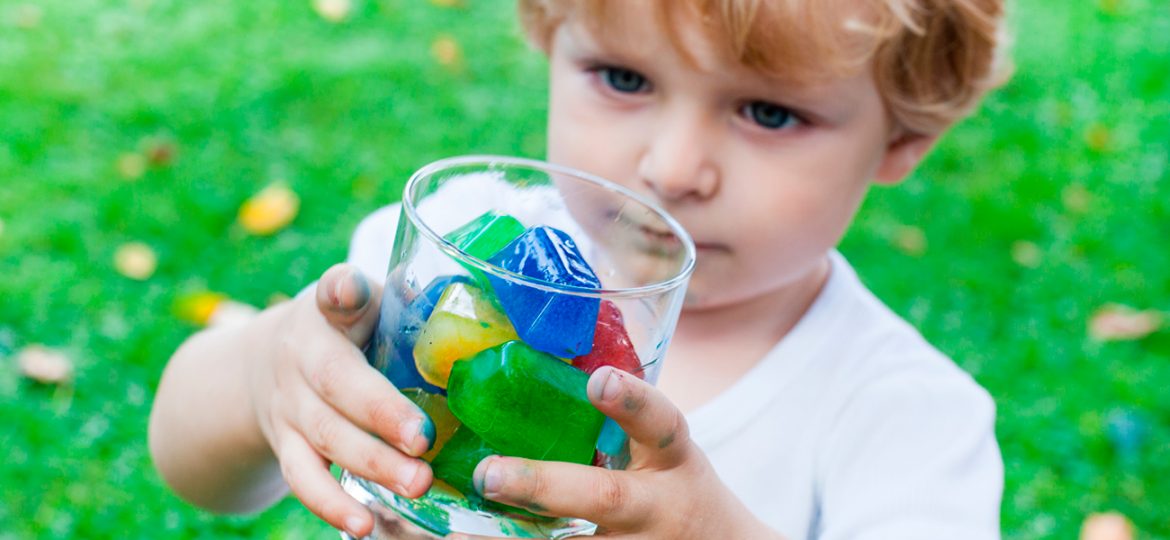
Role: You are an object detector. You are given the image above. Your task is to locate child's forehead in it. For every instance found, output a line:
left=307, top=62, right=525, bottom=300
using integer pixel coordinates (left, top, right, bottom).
left=560, top=0, right=882, bottom=84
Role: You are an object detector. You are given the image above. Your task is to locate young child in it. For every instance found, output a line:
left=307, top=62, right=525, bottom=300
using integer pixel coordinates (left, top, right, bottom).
left=149, top=0, right=1010, bottom=538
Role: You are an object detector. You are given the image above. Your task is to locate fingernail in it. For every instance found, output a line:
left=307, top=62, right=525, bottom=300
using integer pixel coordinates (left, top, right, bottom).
left=420, top=415, right=436, bottom=452
left=600, top=369, right=623, bottom=402
left=350, top=269, right=371, bottom=307
left=331, top=272, right=346, bottom=308
left=400, top=417, right=424, bottom=455
left=344, top=515, right=366, bottom=537
left=473, top=456, right=502, bottom=497
left=398, top=460, right=421, bottom=493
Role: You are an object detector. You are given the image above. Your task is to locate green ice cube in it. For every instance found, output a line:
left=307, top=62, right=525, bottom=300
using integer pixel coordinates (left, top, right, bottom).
left=447, top=341, right=605, bottom=465
left=444, top=211, right=525, bottom=284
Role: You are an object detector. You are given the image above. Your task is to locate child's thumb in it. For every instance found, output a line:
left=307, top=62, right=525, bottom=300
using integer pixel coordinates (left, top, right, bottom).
left=315, top=263, right=382, bottom=347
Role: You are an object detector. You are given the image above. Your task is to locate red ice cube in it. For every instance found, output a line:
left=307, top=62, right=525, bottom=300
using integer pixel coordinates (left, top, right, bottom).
left=571, top=300, right=643, bottom=378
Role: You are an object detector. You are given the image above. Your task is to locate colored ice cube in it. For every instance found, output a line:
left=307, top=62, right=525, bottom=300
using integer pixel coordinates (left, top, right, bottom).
left=400, top=388, right=461, bottom=462
left=444, top=211, right=526, bottom=285
left=375, top=275, right=469, bottom=395
left=487, top=226, right=602, bottom=358
left=430, top=426, right=498, bottom=502
left=571, top=300, right=643, bottom=378
left=446, top=341, right=605, bottom=465
left=592, top=417, right=630, bottom=469
left=430, top=427, right=541, bottom=518
left=413, top=282, right=519, bottom=389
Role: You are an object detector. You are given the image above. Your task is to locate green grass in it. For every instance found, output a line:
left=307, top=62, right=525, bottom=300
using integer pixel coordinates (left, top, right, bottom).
left=1, top=0, right=1167, bottom=538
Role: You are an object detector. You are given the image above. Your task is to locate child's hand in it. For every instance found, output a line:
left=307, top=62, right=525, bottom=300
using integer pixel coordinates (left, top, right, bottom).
left=249, top=263, right=434, bottom=537
left=447, top=366, right=781, bottom=540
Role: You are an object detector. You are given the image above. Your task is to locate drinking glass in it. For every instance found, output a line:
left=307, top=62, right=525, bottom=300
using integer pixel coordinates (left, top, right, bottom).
left=340, top=155, right=694, bottom=539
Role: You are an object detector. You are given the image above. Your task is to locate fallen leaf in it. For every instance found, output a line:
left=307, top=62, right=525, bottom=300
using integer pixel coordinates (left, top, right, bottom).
left=428, top=0, right=464, bottom=7
left=12, top=4, right=43, bottom=29
left=431, top=34, right=463, bottom=68
left=18, top=345, right=74, bottom=384
left=1089, top=304, right=1162, bottom=341
left=1011, top=241, right=1042, bottom=269
left=114, top=242, right=158, bottom=280
left=239, top=182, right=300, bottom=235
left=116, top=153, right=147, bottom=180
left=143, top=137, right=177, bottom=166
left=208, top=300, right=260, bottom=328
left=1062, top=184, right=1092, bottom=214
left=1080, top=512, right=1134, bottom=540
left=893, top=225, right=927, bottom=257
left=312, top=0, right=352, bottom=22
left=1097, top=0, right=1123, bottom=15
left=175, top=291, right=228, bottom=326
left=1084, top=124, right=1111, bottom=153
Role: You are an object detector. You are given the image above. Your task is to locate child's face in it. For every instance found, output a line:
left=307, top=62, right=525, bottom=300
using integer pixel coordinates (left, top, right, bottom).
left=544, top=5, right=926, bottom=310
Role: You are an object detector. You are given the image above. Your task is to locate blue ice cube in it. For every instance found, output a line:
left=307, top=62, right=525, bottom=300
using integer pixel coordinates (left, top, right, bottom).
left=487, top=226, right=601, bottom=357
left=368, top=275, right=469, bottom=395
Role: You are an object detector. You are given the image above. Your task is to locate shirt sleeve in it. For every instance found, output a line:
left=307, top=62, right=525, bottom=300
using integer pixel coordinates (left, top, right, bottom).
left=345, top=203, right=402, bottom=283
left=815, top=369, right=1003, bottom=540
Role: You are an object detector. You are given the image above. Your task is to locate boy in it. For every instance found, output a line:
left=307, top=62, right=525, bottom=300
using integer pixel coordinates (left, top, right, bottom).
left=150, top=0, right=1010, bottom=538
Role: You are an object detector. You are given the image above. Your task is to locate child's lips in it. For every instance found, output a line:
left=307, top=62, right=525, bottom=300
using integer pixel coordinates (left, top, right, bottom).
left=694, top=241, right=729, bottom=252
left=635, top=223, right=727, bottom=253
left=637, top=223, right=682, bottom=248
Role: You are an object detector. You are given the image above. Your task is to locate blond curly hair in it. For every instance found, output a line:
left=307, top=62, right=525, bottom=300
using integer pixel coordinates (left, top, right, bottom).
left=518, top=0, right=1012, bottom=135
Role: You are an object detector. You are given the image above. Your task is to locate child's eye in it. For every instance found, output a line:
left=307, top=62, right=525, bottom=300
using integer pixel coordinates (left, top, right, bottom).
left=599, top=67, right=650, bottom=94
left=742, top=101, right=800, bottom=130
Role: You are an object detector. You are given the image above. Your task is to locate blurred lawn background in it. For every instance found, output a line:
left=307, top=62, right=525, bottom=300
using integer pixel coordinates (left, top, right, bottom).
left=1, top=0, right=1167, bottom=538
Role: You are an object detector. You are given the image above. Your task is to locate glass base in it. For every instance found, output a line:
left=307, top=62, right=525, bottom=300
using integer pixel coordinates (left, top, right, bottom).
left=340, top=470, right=597, bottom=539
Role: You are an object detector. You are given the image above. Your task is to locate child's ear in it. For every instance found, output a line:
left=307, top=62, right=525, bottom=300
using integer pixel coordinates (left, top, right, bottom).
left=873, top=132, right=940, bottom=185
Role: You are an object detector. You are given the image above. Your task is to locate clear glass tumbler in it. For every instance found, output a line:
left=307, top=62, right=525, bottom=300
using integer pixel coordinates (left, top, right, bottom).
left=340, top=155, right=694, bottom=539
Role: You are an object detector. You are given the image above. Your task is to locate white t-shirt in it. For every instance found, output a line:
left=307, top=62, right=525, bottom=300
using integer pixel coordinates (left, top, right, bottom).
left=347, top=204, right=1003, bottom=540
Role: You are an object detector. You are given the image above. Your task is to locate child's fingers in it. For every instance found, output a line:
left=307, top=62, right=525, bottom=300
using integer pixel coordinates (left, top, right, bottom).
left=586, top=366, right=692, bottom=469
left=276, top=429, right=374, bottom=538
left=316, top=263, right=383, bottom=346
left=470, top=456, right=649, bottom=531
left=297, top=343, right=433, bottom=458
left=295, top=398, right=432, bottom=499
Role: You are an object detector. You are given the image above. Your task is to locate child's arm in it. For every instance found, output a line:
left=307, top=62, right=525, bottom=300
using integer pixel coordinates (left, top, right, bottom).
left=444, top=367, right=786, bottom=540
left=148, top=264, right=435, bottom=538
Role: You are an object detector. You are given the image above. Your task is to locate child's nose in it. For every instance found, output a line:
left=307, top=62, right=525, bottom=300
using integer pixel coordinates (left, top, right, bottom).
left=636, top=118, right=719, bottom=202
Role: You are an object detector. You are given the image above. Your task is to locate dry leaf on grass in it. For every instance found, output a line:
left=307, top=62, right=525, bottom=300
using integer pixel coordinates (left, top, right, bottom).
left=239, top=182, right=300, bottom=235
left=116, top=153, right=147, bottom=180
left=313, top=0, right=352, bottom=22
left=1062, top=184, right=1093, bottom=214
left=431, top=35, right=463, bottom=69
left=175, top=291, right=228, bottom=326
left=114, top=242, right=158, bottom=280
left=1084, top=123, right=1112, bottom=153
left=893, top=225, right=927, bottom=257
left=175, top=291, right=259, bottom=327
left=1011, top=241, right=1042, bottom=269
left=18, top=345, right=74, bottom=384
left=1089, top=304, right=1162, bottom=341
left=12, top=4, right=43, bottom=28
left=143, top=137, right=177, bottom=166
left=1080, top=512, right=1134, bottom=540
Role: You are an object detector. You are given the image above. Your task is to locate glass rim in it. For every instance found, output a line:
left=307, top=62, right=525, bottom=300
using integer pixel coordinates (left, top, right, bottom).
left=402, top=154, right=696, bottom=300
